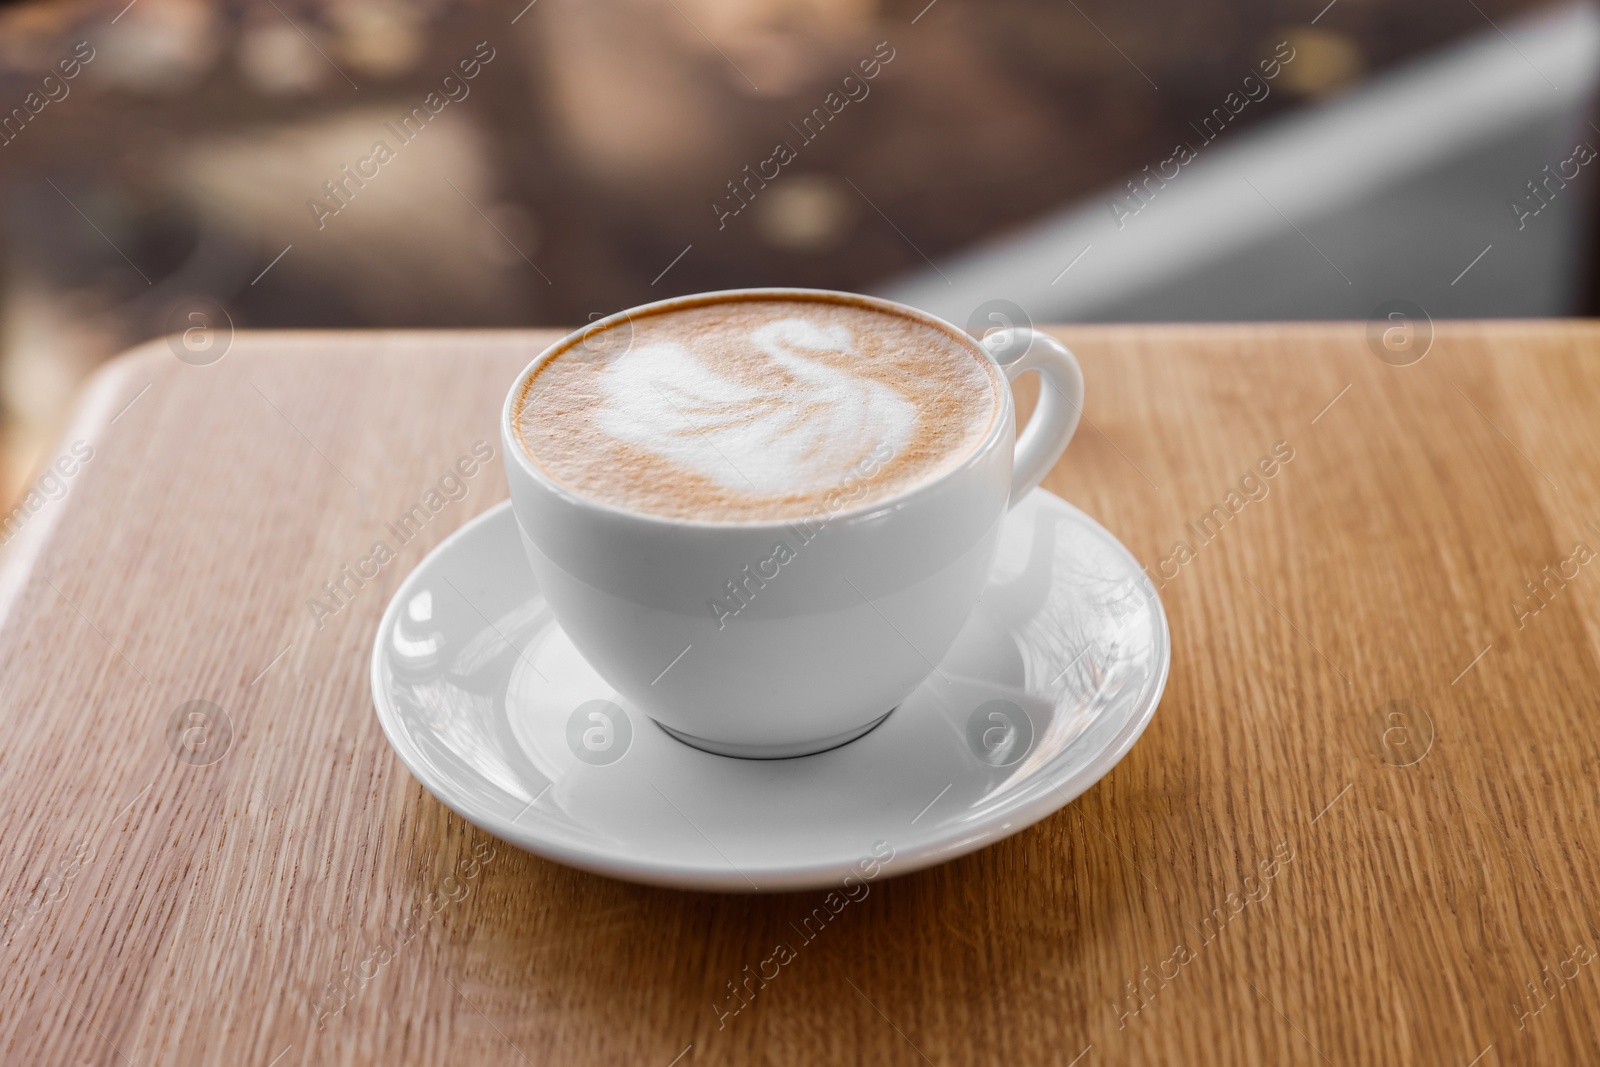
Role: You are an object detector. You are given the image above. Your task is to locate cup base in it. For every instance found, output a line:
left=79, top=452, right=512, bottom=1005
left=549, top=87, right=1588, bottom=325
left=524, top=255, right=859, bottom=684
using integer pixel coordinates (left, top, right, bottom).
left=653, top=710, right=894, bottom=760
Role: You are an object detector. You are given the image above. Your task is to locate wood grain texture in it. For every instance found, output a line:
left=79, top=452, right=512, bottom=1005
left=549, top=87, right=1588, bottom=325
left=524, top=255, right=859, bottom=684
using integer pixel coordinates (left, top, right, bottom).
left=2, top=322, right=1599, bottom=1066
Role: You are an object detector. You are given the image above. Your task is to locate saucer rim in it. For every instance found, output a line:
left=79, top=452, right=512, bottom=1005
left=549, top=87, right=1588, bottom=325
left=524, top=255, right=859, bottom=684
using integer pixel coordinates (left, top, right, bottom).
left=370, top=493, right=1170, bottom=893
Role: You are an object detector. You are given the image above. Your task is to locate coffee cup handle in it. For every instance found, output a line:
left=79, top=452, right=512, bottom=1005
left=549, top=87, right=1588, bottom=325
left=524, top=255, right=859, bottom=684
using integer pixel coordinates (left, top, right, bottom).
left=982, top=327, right=1084, bottom=507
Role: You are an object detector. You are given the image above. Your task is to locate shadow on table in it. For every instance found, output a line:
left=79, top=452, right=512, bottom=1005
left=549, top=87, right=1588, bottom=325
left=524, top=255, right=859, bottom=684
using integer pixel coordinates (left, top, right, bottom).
left=434, top=790, right=1146, bottom=1062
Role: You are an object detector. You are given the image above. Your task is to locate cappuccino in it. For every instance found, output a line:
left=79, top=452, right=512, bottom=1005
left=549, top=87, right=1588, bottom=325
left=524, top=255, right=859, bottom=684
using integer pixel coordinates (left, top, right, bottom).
left=515, top=294, right=1001, bottom=521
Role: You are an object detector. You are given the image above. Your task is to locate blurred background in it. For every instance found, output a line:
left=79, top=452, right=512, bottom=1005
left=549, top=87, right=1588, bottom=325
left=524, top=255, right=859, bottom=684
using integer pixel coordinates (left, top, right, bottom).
left=0, top=0, right=1595, bottom=505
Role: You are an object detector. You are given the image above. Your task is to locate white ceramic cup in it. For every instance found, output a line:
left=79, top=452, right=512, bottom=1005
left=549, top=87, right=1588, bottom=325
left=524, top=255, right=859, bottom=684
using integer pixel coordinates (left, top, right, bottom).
left=501, top=289, right=1083, bottom=758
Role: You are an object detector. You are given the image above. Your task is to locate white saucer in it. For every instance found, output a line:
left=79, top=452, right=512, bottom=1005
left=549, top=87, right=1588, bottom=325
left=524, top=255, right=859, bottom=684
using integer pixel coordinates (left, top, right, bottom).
left=371, top=490, right=1169, bottom=892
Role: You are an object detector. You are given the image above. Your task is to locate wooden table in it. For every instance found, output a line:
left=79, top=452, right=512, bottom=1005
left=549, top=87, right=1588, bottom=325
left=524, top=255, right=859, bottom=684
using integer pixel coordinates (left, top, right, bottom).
left=3, top=322, right=1598, bottom=1066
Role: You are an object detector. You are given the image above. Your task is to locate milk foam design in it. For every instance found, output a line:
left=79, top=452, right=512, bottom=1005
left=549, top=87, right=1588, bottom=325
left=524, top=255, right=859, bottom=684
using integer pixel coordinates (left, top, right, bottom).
left=596, top=317, right=916, bottom=496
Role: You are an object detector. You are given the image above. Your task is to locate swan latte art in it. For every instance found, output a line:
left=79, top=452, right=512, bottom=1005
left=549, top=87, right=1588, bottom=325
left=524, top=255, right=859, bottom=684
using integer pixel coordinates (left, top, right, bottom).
left=515, top=294, right=1003, bottom=521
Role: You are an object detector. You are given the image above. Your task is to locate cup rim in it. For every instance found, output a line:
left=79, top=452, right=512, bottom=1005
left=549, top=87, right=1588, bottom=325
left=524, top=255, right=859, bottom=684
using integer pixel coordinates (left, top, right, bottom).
left=500, top=286, right=1014, bottom=531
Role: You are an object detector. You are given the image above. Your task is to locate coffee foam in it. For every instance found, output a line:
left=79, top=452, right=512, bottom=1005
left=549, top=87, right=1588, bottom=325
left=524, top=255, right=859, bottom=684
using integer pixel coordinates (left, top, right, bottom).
left=516, top=296, right=1001, bottom=521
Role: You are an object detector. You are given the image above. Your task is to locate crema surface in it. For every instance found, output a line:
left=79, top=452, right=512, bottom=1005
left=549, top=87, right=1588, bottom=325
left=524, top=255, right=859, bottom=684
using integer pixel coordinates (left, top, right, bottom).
left=516, top=295, right=1001, bottom=521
